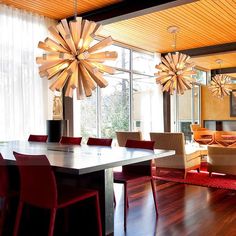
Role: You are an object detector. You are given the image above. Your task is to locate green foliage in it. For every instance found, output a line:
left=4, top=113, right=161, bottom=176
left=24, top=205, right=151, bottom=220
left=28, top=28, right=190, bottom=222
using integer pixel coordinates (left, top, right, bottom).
left=80, top=96, right=97, bottom=139
left=78, top=79, right=130, bottom=140
left=194, top=69, right=207, bottom=84
left=101, top=80, right=129, bottom=138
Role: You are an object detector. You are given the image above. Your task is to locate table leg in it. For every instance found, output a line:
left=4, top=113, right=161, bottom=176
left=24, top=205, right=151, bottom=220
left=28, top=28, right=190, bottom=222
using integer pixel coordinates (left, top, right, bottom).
left=77, top=168, right=114, bottom=236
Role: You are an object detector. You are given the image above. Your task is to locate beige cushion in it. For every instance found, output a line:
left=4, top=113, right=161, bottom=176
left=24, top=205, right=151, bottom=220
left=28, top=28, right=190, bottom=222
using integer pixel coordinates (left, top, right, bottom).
left=208, top=146, right=236, bottom=175
left=150, top=132, right=201, bottom=170
left=186, top=150, right=201, bottom=162
left=186, top=152, right=201, bottom=169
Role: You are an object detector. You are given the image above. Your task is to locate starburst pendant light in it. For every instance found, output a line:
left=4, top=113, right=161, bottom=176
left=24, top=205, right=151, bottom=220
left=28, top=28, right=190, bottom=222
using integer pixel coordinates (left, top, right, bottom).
left=208, top=59, right=232, bottom=99
left=36, top=0, right=118, bottom=99
left=155, top=26, right=196, bottom=95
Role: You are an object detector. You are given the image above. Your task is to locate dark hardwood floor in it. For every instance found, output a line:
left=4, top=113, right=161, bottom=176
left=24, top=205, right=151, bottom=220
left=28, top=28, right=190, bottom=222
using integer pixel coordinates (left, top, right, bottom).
left=4, top=179, right=236, bottom=235
left=114, top=180, right=236, bottom=236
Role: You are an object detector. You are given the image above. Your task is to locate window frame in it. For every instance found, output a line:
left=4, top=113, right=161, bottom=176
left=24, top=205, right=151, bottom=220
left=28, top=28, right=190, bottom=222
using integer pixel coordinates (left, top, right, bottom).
left=73, top=40, right=159, bottom=138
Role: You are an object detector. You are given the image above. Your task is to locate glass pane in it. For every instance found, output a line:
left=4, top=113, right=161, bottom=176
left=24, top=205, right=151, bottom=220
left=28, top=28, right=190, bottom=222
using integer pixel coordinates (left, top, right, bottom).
left=104, top=44, right=130, bottom=70
left=193, top=85, right=200, bottom=124
left=101, top=72, right=130, bottom=139
left=132, top=74, right=163, bottom=139
left=194, top=69, right=207, bottom=85
left=177, top=90, right=192, bottom=143
left=133, top=51, right=155, bottom=75
left=73, top=90, right=97, bottom=142
left=176, top=85, right=200, bottom=143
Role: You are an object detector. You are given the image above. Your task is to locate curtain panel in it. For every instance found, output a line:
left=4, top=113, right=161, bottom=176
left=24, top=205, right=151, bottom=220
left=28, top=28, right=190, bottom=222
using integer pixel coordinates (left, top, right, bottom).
left=0, top=4, right=55, bottom=141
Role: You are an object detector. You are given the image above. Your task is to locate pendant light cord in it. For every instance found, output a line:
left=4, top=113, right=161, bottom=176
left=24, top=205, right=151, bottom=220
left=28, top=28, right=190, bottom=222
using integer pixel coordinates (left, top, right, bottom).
left=74, top=0, right=78, bottom=20
left=167, top=26, right=179, bottom=52
left=173, top=32, right=177, bottom=51
left=217, top=60, right=221, bottom=75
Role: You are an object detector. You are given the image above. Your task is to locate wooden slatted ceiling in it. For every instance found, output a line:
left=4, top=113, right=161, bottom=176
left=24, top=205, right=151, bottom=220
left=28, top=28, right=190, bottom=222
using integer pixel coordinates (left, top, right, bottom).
left=229, top=73, right=236, bottom=79
left=2, top=0, right=236, bottom=72
left=0, top=0, right=120, bottom=20
left=192, top=52, right=236, bottom=70
left=101, top=0, right=236, bottom=53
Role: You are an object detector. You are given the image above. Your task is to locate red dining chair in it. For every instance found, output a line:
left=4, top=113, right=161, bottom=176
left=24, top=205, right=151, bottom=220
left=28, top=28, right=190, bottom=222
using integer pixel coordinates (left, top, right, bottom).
left=0, top=154, right=10, bottom=235
left=13, top=151, right=102, bottom=236
left=113, top=139, right=158, bottom=230
left=87, top=137, right=113, bottom=146
left=59, top=136, right=82, bottom=145
left=28, top=134, right=48, bottom=142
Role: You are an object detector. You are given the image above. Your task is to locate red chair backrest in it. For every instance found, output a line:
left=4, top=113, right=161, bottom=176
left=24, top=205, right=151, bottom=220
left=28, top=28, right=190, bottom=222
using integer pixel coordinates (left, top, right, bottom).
left=87, top=137, right=112, bottom=146
left=123, top=140, right=155, bottom=176
left=0, top=154, right=8, bottom=197
left=59, top=136, right=82, bottom=145
left=13, top=151, right=57, bottom=208
left=28, top=134, right=48, bottom=142
left=125, top=139, right=155, bottom=150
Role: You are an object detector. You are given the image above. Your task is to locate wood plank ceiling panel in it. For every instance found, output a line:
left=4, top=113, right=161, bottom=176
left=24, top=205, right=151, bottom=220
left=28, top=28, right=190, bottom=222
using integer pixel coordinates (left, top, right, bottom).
left=229, top=73, right=236, bottom=79
left=100, top=0, right=236, bottom=53
left=192, top=52, right=236, bottom=70
left=0, top=0, right=120, bottom=20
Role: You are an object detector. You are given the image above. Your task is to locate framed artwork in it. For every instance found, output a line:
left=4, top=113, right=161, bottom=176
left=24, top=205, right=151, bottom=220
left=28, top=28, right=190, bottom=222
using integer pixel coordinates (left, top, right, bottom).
left=230, top=90, right=236, bottom=117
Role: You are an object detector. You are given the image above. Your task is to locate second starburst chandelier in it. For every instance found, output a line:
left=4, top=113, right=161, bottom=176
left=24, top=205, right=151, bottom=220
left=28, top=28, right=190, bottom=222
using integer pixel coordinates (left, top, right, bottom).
left=36, top=0, right=118, bottom=99
left=155, top=26, right=196, bottom=95
left=208, top=59, right=232, bottom=99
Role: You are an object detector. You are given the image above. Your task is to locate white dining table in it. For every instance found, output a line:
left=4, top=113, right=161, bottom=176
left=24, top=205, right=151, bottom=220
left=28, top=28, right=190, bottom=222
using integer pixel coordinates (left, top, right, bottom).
left=0, top=141, right=175, bottom=236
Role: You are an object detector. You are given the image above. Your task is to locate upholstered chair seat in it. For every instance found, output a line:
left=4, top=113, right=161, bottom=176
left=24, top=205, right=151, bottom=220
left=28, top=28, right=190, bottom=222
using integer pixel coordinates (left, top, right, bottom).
left=150, top=132, right=201, bottom=178
left=208, top=145, right=236, bottom=176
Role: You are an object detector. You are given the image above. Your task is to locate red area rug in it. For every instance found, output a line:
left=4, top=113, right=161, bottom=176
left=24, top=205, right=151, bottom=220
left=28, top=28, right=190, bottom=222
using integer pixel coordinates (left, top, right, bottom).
left=154, top=162, right=236, bottom=190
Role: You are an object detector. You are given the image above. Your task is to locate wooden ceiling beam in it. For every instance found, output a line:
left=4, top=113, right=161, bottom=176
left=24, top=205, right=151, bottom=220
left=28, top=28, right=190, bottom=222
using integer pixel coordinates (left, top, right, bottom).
left=211, top=67, right=236, bottom=75
left=170, top=42, right=236, bottom=58
left=68, top=0, right=199, bottom=24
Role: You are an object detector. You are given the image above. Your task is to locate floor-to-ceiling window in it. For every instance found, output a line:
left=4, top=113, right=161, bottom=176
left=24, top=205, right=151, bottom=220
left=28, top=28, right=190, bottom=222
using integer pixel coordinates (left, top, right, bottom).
left=73, top=43, right=164, bottom=141
left=172, top=68, right=207, bottom=142
left=101, top=73, right=130, bottom=138
left=73, top=92, right=97, bottom=138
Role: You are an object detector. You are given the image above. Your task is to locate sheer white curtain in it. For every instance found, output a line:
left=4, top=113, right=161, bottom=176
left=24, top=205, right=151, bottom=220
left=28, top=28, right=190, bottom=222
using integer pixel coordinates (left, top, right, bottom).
left=0, top=4, right=55, bottom=141
left=152, top=52, right=164, bottom=132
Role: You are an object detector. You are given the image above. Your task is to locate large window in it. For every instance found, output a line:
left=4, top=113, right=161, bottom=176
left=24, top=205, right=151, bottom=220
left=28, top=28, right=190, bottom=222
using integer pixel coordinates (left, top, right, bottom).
left=173, top=68, right=205, bottom=142
left=73, top=45, right=164, bottom=141
left=101, top=73, right=130, bottom=139
left=172, top=86, right=201, bottom=143
left=194, top=68, right=207, bottom=85
left=133, top=75, right=163, bottom=139
left=104, top=45, right=130, bottom=70
left=73, top=92, right=97, bottom=139
left=133, top=51, right=155, bottom=75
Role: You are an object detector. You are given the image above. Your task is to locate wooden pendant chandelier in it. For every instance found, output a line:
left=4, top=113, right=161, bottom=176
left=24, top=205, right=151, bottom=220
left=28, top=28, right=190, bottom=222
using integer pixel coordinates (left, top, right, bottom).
left=155, top=26, right=196, bottom=95
left=208, top=60, right=232, bottom=99
left=36, top=17, right=118, bottom=99
left=208, top=74, right=232, bottom=99
left=155, top=52, right=196, bottom=95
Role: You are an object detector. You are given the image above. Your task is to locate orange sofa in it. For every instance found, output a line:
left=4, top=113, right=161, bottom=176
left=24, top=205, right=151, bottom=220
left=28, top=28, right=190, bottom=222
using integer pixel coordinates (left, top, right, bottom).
left=214, top=131, right=236, bottom=147
left=193, top=130, right=215, bottom=145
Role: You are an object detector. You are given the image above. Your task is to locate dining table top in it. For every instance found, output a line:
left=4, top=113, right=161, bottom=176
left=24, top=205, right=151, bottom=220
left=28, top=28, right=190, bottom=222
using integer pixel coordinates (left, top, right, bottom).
left=0, top=141, right=175, bottom=175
